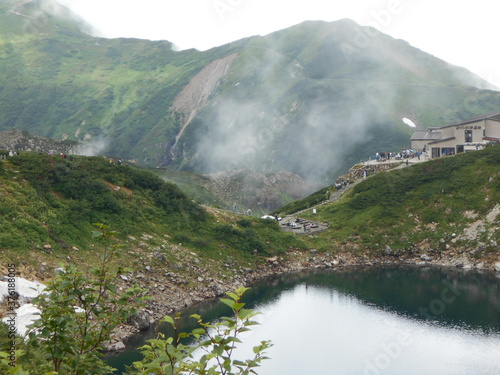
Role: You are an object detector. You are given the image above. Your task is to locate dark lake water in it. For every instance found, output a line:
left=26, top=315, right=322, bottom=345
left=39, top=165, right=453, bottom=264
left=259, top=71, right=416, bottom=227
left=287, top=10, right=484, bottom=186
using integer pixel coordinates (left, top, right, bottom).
left=105, top=266, right=500, bottom=374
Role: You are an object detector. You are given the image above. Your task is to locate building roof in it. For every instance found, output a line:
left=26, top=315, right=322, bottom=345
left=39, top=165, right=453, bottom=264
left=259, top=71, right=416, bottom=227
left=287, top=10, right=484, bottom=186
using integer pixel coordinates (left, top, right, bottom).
left=410, top=130, right=444, bottom=141
left=411, top=110, right=500, bottom=144
left=438, top=110, right=500, bottom=129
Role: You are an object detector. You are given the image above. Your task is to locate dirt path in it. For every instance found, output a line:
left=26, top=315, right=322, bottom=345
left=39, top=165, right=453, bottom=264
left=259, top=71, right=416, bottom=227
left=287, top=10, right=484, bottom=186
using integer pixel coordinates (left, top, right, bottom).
left=278, top=179, right=361, bottom=235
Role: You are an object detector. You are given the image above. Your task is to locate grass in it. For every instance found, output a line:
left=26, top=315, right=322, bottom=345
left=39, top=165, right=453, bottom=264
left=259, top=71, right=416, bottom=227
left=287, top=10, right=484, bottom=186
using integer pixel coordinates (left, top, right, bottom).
left=0, top=153, right=306, bottom=273
left=279, top=145, right=500, bottom=255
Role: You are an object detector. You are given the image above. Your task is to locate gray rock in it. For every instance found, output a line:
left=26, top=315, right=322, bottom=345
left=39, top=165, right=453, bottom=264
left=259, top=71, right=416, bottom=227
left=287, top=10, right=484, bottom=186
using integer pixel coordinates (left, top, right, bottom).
left=384, top=245, right=393, bottom=256
left=128, top=310, right=153, bottom=331
left=107, top=340, right=125, bottom=352
left=153, top=252, right=166, bottom=262
left=54, top=267, right=66, bottom=275
left=495, top=262, right=500, bottom=272
left=211, top=283, right=225, bottom=296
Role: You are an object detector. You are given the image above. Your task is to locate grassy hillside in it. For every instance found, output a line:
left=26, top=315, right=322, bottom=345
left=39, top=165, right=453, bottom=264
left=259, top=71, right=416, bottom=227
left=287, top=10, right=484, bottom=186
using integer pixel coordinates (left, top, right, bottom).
left=0, top=153, right=305, bottom=271
left=1, top=147, right=498, bottom=284
left=281, top=145, right=500, bottom=257
left=2, top=1, right=500, bottom=186
left=0, top=0, right=238, bottom=161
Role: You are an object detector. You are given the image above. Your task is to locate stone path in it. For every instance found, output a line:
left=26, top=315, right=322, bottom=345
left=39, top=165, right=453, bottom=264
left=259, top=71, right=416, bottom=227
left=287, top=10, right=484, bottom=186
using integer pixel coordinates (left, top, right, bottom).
left=278, top=181, right=360, bottom=235
left=278, top=155, right=426, bottom=235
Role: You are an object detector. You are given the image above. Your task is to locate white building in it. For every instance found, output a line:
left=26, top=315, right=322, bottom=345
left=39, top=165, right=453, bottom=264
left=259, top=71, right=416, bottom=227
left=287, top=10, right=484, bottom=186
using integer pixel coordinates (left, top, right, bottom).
left=411, top=111, right=500, bottom=158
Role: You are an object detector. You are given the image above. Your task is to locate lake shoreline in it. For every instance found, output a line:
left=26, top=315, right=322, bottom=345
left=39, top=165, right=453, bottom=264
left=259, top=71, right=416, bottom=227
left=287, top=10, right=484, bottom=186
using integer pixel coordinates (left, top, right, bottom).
left=105, top=247, right=500, bottom=351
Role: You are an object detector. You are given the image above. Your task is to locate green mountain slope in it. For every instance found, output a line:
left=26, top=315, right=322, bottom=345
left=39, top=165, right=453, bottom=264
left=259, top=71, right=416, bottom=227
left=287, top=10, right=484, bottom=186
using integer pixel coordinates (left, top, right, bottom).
left=1, top=147, right=498, bottom=271
left=0, top=153, right=305, bottom=269
left=282, top=145, right=500, bottom=259
left=2, top=0, right=500, bottom=186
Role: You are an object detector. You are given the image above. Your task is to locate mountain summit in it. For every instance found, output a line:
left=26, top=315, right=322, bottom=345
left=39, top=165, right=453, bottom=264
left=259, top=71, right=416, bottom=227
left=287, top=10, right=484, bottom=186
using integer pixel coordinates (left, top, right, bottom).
left=1, top=2, right=500, bottom=183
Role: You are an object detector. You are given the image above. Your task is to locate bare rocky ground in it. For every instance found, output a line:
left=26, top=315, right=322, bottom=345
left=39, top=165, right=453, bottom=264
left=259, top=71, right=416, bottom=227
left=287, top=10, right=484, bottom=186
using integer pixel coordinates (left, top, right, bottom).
left=0, top=129, right=78, bottom=155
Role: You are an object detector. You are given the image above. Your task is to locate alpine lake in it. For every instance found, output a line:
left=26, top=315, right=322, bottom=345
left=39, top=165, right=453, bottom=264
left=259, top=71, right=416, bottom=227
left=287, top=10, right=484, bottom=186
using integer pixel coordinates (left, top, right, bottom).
left=105, top=266, right=500, bottom=375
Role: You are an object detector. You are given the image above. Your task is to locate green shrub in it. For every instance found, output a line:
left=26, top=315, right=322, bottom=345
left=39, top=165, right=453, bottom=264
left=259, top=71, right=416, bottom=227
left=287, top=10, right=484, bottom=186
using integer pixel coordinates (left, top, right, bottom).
left=236, top=218, right=253, bottom=228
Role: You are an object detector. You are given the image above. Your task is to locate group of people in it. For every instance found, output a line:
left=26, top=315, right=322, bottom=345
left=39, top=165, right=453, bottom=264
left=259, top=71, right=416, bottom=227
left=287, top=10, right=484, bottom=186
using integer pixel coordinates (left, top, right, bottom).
left=334, top=179, right=350, bottom=190
left=232, top=204, right=252, bottom=216
left=375, top=148, right=420, bottom=162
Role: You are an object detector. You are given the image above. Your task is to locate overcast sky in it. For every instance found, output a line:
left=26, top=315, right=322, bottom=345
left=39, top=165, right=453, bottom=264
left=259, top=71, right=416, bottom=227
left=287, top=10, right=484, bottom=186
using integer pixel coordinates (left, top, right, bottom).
left=57, top=0, right=499, bottom=86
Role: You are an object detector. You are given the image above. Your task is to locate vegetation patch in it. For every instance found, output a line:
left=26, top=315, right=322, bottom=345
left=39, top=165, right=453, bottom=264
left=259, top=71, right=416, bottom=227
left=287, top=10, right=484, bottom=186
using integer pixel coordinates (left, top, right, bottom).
left=281, top=145, right=500, bottom=256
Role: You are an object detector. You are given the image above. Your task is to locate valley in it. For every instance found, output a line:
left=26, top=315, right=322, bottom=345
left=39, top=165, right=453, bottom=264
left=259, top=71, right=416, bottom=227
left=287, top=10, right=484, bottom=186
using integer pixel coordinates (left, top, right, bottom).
left=0, top=1, right=499, bottom=374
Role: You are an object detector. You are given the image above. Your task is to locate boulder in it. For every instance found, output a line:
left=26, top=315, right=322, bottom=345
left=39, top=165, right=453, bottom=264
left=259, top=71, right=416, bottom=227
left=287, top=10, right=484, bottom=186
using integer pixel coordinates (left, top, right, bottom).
left=104, top=340, right=126, bottom=352
left=127, top=310, right=153, bottom=331
left=54, top=267, right=66, bottom=275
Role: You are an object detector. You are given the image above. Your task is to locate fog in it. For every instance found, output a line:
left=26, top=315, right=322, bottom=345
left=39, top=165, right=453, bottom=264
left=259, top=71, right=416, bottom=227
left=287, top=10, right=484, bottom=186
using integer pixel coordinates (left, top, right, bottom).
left=192, top=26, right=404, bottom=184
left=75, top=137, right=108, bottom=157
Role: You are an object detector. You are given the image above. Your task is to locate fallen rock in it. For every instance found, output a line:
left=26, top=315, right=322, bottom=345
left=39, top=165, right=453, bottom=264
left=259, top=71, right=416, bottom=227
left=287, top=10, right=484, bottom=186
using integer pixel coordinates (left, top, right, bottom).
left=104, top=340, right=126, bottom=352
left=54, top=267, right=66, bottom=275
left=127, top=310, right=154, bottom=331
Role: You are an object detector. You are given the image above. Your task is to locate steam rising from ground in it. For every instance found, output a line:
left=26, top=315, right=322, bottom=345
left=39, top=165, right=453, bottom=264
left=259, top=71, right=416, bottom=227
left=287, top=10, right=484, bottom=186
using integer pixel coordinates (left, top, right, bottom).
left=196, top=94, right=389, bottom=183
left=193, top=29, right=397, bottom=183
left=188, top=22, right=495, bottom=184
left=75, top=137, right=109, bottom=157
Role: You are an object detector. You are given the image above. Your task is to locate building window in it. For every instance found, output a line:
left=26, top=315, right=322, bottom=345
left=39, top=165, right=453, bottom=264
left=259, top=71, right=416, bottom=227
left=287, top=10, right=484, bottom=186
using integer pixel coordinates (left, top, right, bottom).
left=465, top=130, right=473, bottom=143
left=441, top=147, right=455, bottom=156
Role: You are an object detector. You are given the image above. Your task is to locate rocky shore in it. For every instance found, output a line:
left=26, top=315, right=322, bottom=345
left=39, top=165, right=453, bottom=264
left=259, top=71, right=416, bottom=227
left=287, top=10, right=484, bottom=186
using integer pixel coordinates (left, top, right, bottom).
left=102, top=246, right=500, bottom=352
left=1, top=238, right=499, bottom=352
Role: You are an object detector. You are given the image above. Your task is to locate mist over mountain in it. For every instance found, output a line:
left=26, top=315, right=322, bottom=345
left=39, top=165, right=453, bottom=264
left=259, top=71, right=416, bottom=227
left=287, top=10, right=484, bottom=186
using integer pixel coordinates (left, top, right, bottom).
left=2, top=0, right=500, bottom=186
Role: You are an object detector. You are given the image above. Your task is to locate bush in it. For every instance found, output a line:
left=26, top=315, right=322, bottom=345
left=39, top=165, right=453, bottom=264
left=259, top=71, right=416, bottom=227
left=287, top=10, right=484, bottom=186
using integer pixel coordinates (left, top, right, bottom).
left=212, top=224, right=266, bottom=254
left=236, top=218, right=253, bottom=228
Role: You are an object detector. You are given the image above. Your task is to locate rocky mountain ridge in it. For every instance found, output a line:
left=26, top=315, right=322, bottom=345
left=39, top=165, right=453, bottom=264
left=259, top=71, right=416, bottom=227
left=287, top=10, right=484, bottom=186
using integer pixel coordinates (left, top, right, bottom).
left=0, top=129, right=79, bottom=155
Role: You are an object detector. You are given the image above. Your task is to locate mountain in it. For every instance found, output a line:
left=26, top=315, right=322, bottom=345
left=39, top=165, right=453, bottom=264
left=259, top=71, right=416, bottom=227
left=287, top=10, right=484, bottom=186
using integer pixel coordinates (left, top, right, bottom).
left=0, top=152, right=305, bottom=255
left=2, top=0, right=500, bottom=185
left=278, top=145, right=500, bottom=263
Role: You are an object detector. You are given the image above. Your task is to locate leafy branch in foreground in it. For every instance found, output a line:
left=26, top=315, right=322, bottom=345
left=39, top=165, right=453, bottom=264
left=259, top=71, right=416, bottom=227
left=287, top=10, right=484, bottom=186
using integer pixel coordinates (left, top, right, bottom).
left=0, top=225, right=271, bottom=375
left=26, top=223, right=148, bottom=375
left=130, top=287, right=272, bottom=375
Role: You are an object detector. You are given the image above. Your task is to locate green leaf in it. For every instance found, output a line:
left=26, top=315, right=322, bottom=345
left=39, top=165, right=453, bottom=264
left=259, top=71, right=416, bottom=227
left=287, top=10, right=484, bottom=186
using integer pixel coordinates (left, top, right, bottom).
left=220, top=298, right=235, bottom=309
left=226, top=292, right=239, bottom=301
left=161, top=315, right=175, bottom=326
left=232, top=302, right=245, bottom=311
